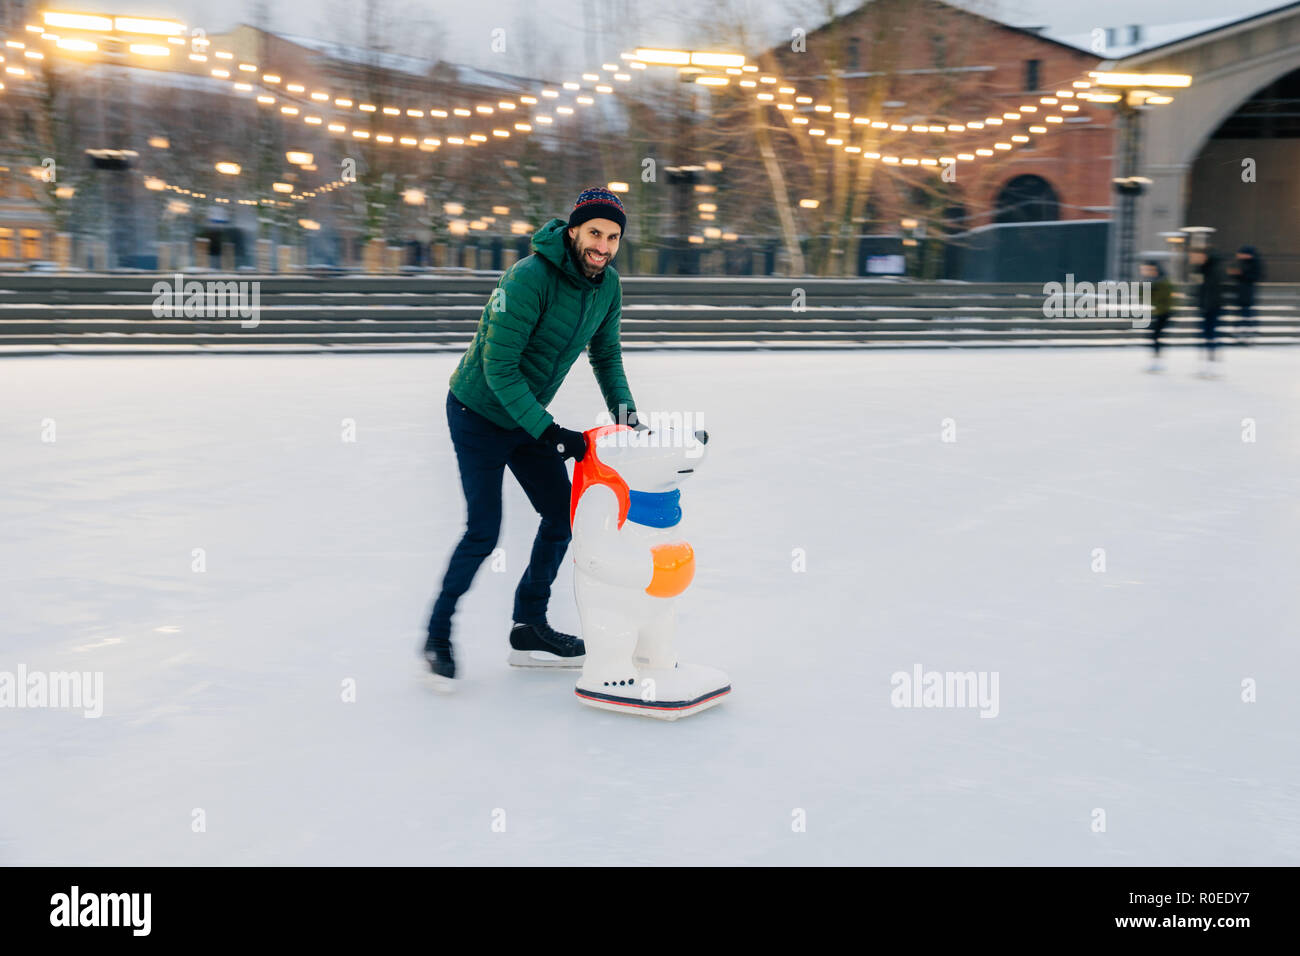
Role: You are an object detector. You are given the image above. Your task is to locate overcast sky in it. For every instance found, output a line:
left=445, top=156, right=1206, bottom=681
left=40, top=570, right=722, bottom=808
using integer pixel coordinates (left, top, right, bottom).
left=41, top=0, right=1289, bottom=72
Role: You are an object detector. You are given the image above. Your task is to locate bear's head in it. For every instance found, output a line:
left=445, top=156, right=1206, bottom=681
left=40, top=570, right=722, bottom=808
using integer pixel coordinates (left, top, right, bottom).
left=592, top=423, right=707, bottom=492
left=570, top=424, right=708, bottom=527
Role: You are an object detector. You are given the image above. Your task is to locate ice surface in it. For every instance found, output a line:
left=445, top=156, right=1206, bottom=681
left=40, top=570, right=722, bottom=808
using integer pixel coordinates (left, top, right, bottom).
left=1, top=347, right=1297, bottom=865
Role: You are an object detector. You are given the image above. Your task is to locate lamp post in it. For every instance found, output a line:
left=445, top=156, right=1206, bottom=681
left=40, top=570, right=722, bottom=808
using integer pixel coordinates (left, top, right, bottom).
left=1087, top=72, right=1192, bottom=281
left=43, top=11, right=187, bottom=267
left=1180, top=225, right=1215, bottom=282
left=85, top=148, right=137, bottom=269
left=1158, top=230, right=1186, bottom=281
left=900, top=216, right=920, bottom=277
left=1112, top=170, right=1151, bottom=282
left=633, top=50, right=744, bottom=274
left=665, top=164, right=701, bottom=274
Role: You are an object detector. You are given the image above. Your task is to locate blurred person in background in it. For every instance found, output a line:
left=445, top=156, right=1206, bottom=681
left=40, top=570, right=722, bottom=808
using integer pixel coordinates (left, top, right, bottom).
left=1228, top=245, right=1264, bottom=343
left=1141, top=260, right=1174, bottom=373
left=1189, top=248, right=1224, bottom=378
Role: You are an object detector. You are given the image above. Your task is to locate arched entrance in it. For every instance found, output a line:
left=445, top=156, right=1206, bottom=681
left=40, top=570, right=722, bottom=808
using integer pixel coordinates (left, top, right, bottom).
left=1184, top=66, right=1300, bottom=279
left=994, top=175, right=1060, bottom=223
left=1118, top=3, right=1300, bottom=276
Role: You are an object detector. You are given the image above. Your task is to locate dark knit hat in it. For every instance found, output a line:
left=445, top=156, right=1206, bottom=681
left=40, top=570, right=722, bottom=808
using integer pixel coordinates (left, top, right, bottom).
left=568, top=186, right=627, bottom=234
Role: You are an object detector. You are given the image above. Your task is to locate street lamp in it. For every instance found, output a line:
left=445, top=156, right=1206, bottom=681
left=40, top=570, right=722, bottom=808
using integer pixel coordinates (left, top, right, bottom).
left=43, top=13, right=114, bottom=31
left=55, top=38, right=97, bottom=53
left=1091, top=70, right=1193, bottom=280
left=1181, top=225, right=1215, bottom=254
left=1113, top=176, right=1151, bottom=194
left=666, top=165, right=708, bottom=274
left=1158, top=230, right=1186, bottom=281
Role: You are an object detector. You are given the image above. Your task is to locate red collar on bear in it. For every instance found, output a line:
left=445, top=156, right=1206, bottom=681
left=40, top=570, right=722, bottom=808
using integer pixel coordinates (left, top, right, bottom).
left=569, top=424, right=633, bottom=528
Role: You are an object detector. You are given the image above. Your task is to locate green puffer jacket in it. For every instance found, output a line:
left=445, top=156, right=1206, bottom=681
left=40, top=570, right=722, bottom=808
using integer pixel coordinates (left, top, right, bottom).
left=448, top=218, right=636, bottom=439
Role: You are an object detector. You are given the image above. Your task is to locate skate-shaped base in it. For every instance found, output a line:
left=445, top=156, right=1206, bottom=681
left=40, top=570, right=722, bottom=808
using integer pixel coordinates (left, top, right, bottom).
left=575, top=663, right=730, bottom=721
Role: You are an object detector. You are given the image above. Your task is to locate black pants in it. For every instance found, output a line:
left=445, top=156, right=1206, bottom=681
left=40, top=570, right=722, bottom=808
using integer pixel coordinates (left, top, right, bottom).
left=1150, top=312, right=1171, bottom=355
left=427, top=391, right=572, bottom=646
left=1202, top=311, right=1220, bottom=357
left=1237, top=288, right=1257, bottom=332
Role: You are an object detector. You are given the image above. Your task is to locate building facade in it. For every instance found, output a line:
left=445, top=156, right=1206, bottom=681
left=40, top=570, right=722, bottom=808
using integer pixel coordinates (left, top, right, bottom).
left=756, top=0, right=1114, bottom=245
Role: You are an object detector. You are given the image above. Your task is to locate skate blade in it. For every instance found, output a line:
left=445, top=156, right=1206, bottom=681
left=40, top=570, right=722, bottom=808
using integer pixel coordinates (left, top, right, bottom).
left=424, top=672, right=457, bottom=694
left=574, top=686, right=730, bottom=720
left=508, top=649, right=584, bottom=669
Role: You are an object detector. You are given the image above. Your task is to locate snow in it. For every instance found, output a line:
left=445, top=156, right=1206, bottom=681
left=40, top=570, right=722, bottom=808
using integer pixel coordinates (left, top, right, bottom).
left=277, top=32, right=438, bottom=78
left=1046, top=15, right=1241, bottom=57
left=2, top=347, right=1298, bottom=865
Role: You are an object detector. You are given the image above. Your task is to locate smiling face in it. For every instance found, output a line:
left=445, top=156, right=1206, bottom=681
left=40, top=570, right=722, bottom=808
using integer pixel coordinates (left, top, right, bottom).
left=568, top=218, right=621, bottom=277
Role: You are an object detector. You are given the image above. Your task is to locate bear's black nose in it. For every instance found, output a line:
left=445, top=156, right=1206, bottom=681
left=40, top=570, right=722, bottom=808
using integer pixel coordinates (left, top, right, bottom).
left=694, top=430, right=709, bottom=446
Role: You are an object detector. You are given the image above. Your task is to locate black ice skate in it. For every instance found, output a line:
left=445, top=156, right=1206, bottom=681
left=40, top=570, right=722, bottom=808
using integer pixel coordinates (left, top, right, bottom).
left=508, top=622, right=585, bottom=669
left=423, top=640, right=456, bottom=690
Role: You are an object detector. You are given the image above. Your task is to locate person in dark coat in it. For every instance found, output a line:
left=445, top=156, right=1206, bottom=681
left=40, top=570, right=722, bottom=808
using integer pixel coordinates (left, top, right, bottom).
left=1140, top=260, right=1174, bottom=371
left=1228, top=245, right=1264, bottom=340
left=1189, top=248, right=1223, bottom=376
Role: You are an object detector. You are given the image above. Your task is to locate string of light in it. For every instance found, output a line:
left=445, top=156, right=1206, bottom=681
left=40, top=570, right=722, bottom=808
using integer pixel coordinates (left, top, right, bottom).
left=136, top=169, right=353, bottom=208
left=13, top=18, right=638, bottom=153
left=1, top=16, right=1189, bottom=176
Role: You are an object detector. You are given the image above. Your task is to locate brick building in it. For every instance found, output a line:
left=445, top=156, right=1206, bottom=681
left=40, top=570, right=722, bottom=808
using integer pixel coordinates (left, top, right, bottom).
left=749, top=0, right=1115, bottom=276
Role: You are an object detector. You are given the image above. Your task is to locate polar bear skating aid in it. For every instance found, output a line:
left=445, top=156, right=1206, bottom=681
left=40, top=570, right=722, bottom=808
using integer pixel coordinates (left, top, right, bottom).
left=569, top=423, right=730, bottom=720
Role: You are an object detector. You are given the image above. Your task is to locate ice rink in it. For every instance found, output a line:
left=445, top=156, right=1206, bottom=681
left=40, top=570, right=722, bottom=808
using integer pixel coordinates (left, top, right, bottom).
left=2, top=346, right=1298, bottom=865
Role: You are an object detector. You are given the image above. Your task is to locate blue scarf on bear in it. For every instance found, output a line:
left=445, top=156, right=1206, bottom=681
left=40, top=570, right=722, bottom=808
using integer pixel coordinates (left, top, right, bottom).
left=626, top=489, right=681, bottom=528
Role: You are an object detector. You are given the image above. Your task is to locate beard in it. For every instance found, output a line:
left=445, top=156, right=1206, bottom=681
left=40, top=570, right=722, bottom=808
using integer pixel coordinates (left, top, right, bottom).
left=572, top=239, right=610, bottom=277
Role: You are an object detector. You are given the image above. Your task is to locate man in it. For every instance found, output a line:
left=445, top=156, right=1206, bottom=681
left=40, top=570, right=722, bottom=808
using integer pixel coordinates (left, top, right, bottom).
left=1140, top=260, right=1173, bottom=373
left=1228, top=245, right=1264, bottom=342
left=424, top=187, right=645, bottom=682
left=1190, top=248, right=1223, bottom=377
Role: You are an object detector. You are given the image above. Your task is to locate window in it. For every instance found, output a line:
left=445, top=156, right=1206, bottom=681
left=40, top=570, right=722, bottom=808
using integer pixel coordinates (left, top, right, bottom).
left=1024, top=59, right=1041, bottom=92
left=931, top=35, right=947, bottom=69
left=1127, top=25, right=1142, bottom=45
left=0, top=228, right=14, bottom=258
left=21, top=228, right=41, bottom=259
left=847, top=37, right=860, bottom=71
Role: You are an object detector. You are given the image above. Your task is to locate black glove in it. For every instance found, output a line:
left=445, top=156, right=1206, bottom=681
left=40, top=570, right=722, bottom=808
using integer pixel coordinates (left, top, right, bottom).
left=626, top=410, right=649, bottom=431
left=542, top=423, right=587, bottom=461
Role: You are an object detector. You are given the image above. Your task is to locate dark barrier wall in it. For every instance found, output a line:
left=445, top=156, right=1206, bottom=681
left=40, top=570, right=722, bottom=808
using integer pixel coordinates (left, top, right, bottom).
left=947, top=220, right=1110, bottom=283
left=425, top=223, right=1107, bottom=278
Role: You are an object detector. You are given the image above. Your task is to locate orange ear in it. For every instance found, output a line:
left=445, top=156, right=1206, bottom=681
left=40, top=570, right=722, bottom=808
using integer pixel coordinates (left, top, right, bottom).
left=569, top=425, right=632, bottom=528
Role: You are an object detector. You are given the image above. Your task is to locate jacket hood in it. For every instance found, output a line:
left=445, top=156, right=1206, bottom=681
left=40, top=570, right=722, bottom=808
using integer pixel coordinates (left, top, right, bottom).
left=530, top=218, right=610, bottom=288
